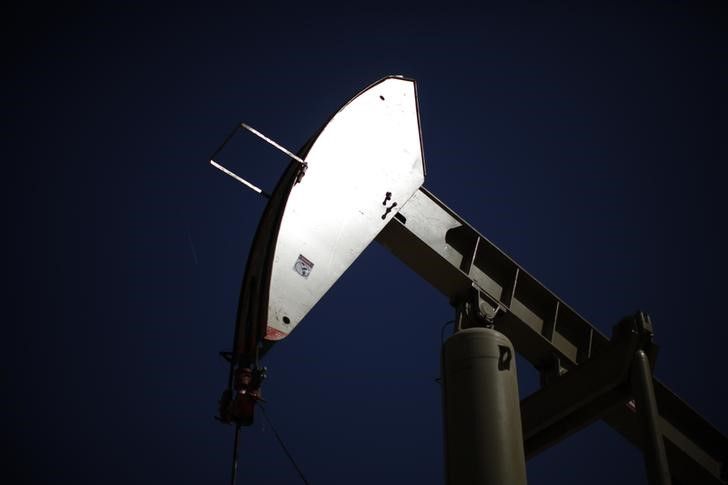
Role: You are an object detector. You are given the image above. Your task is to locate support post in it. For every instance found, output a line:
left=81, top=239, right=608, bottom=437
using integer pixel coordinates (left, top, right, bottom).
left=442, top=327, right=527, bottom=485
left=631, top=349, right=672, bottom=485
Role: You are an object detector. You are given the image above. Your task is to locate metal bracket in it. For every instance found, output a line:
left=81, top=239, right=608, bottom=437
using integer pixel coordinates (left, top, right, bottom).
left=455, top=285, right=505, bottom=330
left=613, top=311, right=659, bottom=366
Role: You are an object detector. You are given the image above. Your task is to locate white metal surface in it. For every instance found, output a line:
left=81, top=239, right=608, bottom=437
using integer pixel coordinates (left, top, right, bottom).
left=265, top=77, right=425, bottom=340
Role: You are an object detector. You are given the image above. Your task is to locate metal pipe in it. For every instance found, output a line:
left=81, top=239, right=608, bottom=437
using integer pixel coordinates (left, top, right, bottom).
left=631, top=349, right=672, bottom=485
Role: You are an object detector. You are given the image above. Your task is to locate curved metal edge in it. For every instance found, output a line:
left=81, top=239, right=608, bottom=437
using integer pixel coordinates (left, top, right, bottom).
left=231, top=159, right=302, bottom=367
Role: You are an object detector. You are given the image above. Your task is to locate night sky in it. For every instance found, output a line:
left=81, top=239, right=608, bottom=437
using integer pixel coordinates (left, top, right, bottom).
left=6, top=3, right=728, bottom=484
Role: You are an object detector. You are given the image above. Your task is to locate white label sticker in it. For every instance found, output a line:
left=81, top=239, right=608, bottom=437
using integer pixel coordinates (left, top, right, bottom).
left=293, top=254, right=314, bottom=278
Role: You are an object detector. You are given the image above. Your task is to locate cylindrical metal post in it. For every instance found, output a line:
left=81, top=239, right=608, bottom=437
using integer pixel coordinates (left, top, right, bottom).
left=442, top=327, right=527, bottom=485
left=631, top=349, right=672, bottom=485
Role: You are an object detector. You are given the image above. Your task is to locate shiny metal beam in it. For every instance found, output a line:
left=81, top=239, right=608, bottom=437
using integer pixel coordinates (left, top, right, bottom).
left=377, top=187, right=728, bottom=485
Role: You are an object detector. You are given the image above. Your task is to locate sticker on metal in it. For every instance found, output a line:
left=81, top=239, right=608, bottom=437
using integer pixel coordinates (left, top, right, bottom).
left=293, top=254, right=314, bottom=278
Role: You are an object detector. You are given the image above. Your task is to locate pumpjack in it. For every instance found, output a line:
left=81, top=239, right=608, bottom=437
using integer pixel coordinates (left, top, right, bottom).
left=211, top=76, right=727, bottom=485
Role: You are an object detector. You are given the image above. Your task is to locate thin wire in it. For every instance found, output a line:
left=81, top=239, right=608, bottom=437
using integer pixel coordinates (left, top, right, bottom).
left=230, top=424, right=241, bottom=485
left=435, top=319, right=456, bottom=385
left=209, top=123, right=242, bottom=162
left=258, top=405, right=310, bottom=485
left=440, top=319, right=455, bottom=344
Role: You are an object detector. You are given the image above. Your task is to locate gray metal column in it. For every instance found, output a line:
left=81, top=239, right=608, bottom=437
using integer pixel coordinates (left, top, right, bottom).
left=631, top=349, right=672, bottom=485
left=442, top=327, right=527, bottom=485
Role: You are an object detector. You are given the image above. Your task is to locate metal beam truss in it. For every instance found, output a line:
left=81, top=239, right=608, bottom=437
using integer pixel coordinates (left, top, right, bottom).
left=376, top=188, right=727, bottom=485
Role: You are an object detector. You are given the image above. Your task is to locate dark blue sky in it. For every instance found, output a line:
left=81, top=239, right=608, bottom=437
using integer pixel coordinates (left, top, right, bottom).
left=6, top=3, right=727, bottom=484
